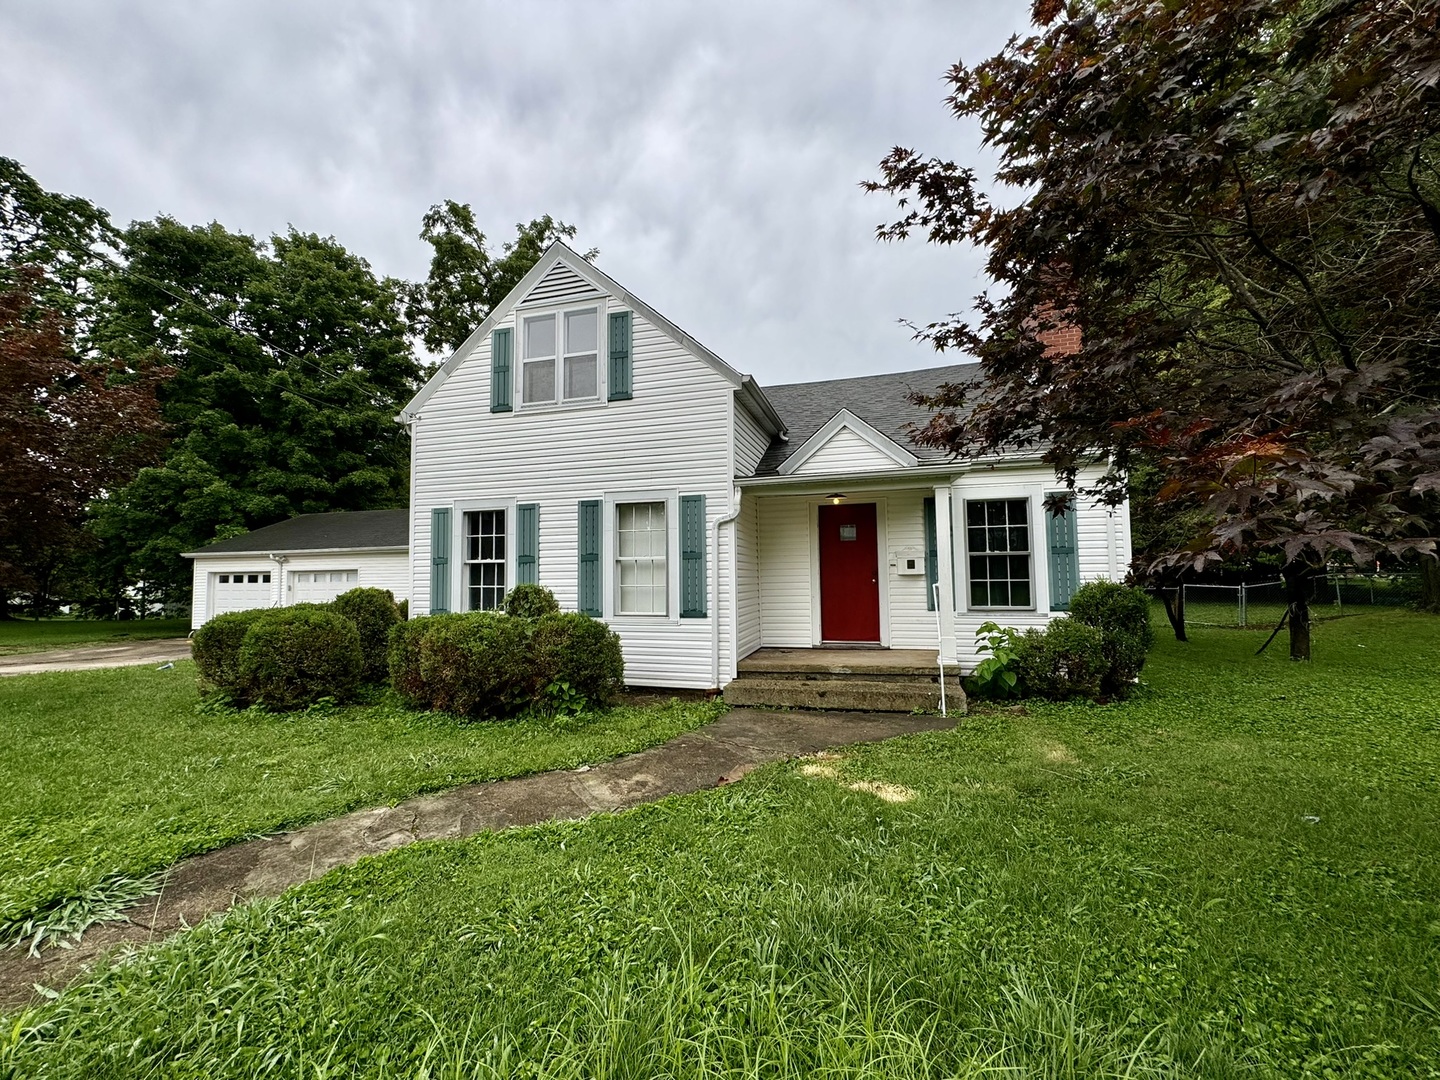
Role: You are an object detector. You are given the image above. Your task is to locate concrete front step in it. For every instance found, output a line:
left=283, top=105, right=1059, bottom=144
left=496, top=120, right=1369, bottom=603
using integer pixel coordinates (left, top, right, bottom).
left=723, top=676, right=966, bottom=714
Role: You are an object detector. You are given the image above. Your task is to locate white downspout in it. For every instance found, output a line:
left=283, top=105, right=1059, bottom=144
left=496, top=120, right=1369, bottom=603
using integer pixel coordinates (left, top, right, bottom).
left=711, top=486, right=743, bottom=691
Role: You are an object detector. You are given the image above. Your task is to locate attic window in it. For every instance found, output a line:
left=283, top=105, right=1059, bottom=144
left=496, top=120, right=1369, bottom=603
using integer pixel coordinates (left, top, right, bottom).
left=521, top=306, right=599, bottom=406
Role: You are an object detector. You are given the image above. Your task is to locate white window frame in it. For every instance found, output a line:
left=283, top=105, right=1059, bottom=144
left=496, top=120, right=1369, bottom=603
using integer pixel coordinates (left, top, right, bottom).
left=602, top=489, right=681, bottom=625
left=962, top=496, right=1036, bottom=611
left=453, top=499, right=516, bottom=612
left=517, top=300, right=606, bottom=409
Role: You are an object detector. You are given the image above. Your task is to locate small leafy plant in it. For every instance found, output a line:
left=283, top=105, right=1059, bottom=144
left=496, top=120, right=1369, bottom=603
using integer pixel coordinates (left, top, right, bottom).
left=968, top=621, right=1023, bottom=699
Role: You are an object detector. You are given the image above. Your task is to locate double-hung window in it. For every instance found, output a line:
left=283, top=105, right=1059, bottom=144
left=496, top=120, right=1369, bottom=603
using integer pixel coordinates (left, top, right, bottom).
left=464, top=509, right=506, bottom=610
left=521, top=306, right=600, bottom=406
left=966, top=499, right=1032, bottom=608
left=616, top=501, right=667, bottom=615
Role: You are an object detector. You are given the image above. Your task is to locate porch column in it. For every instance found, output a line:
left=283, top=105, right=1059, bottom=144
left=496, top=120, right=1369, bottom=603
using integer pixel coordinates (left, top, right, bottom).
left=933, top=485, right=958, bottom=663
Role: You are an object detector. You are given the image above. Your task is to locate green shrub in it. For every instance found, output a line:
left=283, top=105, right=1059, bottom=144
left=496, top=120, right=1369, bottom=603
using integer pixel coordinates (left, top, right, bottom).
left=532, top=613, right=625, bottom=710
left=1068, top=581, right=1155, bottom=696
left=417, top=612, right=534, bottom=720
left=192, top=609, right=271, bottom=693
left=966, top=621, right=1024, bottom=700
left=504, top=584, right=560, bottom=618
left=236, top=608, right=364, bottom=711
left=397, top=599, right=409, bottom=621
left=387, top=613, right=460, bottom=708
left=331, top=587, right=402, bottom=684
left=1014, top=618, right=1108, bottom=701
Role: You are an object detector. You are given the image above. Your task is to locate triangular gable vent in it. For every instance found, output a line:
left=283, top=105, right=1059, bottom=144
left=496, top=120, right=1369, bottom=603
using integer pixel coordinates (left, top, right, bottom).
left=520, top=260, right=602, bottom=307
left=778, top=409, right=919, bottom=476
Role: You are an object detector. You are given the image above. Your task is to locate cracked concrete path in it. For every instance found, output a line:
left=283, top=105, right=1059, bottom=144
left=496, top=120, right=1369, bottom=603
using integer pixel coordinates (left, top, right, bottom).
left=0, top=708, right=954, bottom=1010
left=0, top=638, right=192, bottom=676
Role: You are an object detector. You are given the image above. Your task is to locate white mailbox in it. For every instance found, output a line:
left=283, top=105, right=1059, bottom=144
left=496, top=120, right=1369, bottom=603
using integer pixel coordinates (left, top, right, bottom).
left=893, top=547, right=926, bottom=575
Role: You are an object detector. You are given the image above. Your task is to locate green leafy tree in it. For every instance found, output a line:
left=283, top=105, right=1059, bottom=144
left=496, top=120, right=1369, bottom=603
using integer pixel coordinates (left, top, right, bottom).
left=404, top=203, right=593, bottom=355
left=88, top=220, right=421, bottom=600
left=868, top=0, right=1440, bottom=658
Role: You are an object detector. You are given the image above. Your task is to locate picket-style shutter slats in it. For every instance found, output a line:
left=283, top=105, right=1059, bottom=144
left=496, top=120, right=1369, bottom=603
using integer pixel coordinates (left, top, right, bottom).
left=608, top=311, right=632, bottom=401
left=1046, top=493, right=1080, bottom=611
left=517, top=503, right=539, bottom=585
left=490, top=327, right=513, bottom=413
left=577, top=500, right=602, bottom=616
left=680, top=494, right=706, bottom=618
left=430, top=507, right=452, bottom=613
left=923, top=497, right=939, bottom=612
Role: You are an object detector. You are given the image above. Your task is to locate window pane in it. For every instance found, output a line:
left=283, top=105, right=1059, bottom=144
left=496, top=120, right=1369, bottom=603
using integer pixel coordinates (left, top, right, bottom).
left=565, top=309, right=597, bottom=352
left=987, top=502, right=1008, bottom=526
left=969, top=555, right=987, bottom=580
left=971, top=582, right=989, bottom=607
left=967, top=502, right=986, bottom=527
left=988, top=526, right=1009, bottom=552
left=1011, top=580, right=1031, bottom=607
left=524, top=315, right=555, bottom=359
left=968, top=527, right=987, bottom=553
left=1008, top=500, right=1028, bottom=525
left=1009, top=526, right=1028, bottom=551
left=990, top=580, right=1011, bottom=606
left=616, top=502, right=666, bottom=615
left=523, top=359, right=556, bottom=402
left=1010, top=554, right=1030, bottom=579
left=263, top=574, right=271, bottom=583
left=565, top=355, right=597, bottom=399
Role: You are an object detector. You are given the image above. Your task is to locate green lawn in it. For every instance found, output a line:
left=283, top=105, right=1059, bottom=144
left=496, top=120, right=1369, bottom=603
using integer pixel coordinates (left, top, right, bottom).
left=6, top=613, right=1440, bottom=1078
left=0, top=663, right=721, bottom=935
left=0, top=618, right=191, bottom=655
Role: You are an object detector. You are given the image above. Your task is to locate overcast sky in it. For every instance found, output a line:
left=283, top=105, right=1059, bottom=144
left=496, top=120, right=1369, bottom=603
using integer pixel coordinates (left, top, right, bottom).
left=1, top=1, right=1029, bottom=387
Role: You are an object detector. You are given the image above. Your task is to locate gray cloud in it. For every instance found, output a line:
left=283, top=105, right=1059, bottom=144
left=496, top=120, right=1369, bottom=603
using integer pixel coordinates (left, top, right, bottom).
left=1, top=0, right=1028, bottom=385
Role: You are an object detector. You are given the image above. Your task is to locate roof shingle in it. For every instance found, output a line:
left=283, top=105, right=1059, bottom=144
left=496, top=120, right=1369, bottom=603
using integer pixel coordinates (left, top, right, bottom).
left=185, top=509, right=408, bottom=556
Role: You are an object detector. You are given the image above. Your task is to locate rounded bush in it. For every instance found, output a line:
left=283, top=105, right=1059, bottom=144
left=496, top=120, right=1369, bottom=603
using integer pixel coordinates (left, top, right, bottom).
left=416, top=612, right=534, bottom=720
left=236, top=608, right=364, bottom=711
left=387, top=612, right=462, bottom=708
left=1068, top=580, right=1155, bottom=696
left=1014, top=617, right=1108, bottom=701
left=532, top=612, right=625, bottom=709
left=330, top=587, right=402, bottom=684
left=192, top=609, right=272, bottom=694
left=504, top=583, right=560, bottom=619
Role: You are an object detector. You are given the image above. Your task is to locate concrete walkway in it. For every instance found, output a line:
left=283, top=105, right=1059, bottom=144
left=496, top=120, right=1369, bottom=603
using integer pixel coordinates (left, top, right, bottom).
left=0, top=638, right=192, bottom=676
left=0, top=708, right=954, bottom=1010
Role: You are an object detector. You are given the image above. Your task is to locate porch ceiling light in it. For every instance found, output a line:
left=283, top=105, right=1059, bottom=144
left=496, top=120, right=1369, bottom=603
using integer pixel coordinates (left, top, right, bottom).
left=826, top=492, right=846, bottom=505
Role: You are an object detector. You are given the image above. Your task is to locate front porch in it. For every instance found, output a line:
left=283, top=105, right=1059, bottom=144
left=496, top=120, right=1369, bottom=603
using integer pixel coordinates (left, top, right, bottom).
left=724, top=647, right=965, bottom=714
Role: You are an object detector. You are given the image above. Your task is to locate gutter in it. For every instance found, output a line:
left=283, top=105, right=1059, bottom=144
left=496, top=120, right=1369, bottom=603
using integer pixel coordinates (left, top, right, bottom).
left=711, top=486, right=744, bottom=691
left=181, top=545, right=410, bottom=559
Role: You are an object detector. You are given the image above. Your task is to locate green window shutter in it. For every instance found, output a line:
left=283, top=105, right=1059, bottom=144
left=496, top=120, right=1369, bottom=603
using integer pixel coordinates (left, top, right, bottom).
left=608, top=311, right=632, bottom=401
left=517, top=503, right=539, bottom=585
left=680, top=494, right=706, bottom=618
left=490, top=327, right=513, bottom=413
left=577, top=500, right=602, bottom=616
left=430, top=507, right=452, bottom=613
left=1046, top=493, right=1080, bottom=611
left=923, top=497, right=939, bottom=612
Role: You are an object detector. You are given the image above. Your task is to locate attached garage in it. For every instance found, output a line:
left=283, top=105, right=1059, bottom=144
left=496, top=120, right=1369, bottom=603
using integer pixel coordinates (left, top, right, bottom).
left=184, top=510, right=410, bottom=629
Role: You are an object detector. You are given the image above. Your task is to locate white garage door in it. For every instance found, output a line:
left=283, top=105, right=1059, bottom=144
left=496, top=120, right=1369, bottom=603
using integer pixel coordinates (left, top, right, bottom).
left=289, top=569, right=359, bottom=604
left=211, top=571, right=273, bottom=616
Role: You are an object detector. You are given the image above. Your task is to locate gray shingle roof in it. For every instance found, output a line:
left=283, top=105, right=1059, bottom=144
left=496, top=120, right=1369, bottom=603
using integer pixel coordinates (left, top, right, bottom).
left=751, top=362, right=981, bottom=477
left=185, top=509, right=408, bottom=556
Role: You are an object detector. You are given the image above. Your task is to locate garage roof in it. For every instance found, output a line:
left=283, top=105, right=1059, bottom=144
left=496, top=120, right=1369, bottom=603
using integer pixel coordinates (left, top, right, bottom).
left=184, top=509, right=408, bottom=557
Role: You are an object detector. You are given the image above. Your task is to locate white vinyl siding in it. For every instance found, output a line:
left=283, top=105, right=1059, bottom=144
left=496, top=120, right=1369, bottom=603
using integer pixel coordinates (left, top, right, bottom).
left=410, top=290, right=733, bottom=688
left=733, top=401, right=772, bottom=478
left=520, top=261, right=603, bottom=307
left=788, top=428, right=901, bottom=475
left=734, top=495, right=761, bottom=658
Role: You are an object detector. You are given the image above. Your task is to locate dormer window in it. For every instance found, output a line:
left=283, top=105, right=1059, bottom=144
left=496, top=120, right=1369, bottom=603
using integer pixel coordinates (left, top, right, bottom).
left=521, top=306, right=600, bottom=405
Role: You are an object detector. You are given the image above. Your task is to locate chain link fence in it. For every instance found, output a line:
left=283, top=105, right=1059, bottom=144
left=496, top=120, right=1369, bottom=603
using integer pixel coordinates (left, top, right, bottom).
left=1166, top=574, right=1424, bottom=628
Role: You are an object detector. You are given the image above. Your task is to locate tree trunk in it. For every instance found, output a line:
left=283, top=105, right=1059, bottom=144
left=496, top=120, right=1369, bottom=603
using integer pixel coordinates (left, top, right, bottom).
left=1160, top=584, right=1188, bottom=641
left=1421, top=555, right=1440, bottom=613
left=1283, top=562, right=1313, bottom=661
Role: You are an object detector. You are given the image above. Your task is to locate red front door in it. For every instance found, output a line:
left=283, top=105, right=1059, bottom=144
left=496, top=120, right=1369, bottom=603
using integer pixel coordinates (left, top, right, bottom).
left=819, top=502, right=881, bottom=643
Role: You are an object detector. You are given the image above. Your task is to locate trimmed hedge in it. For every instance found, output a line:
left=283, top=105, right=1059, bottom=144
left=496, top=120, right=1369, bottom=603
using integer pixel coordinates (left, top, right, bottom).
left=236, top=607, right=364, bottom=711
left=192, top=608, right=272, bottom=692
left=331, top=587, right=403, bottom=684
left=1014, top=617, right=1108, bottom=701
left=505, top=584, right=560, bottom=618
left=1068, top=580, right=1155, bottom=697
left=390, top=609, right=625, bottom=720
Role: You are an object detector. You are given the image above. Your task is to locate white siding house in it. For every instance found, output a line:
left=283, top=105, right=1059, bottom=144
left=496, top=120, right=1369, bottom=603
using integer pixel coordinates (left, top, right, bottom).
left=397, top=242, right=1133, bottom=688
